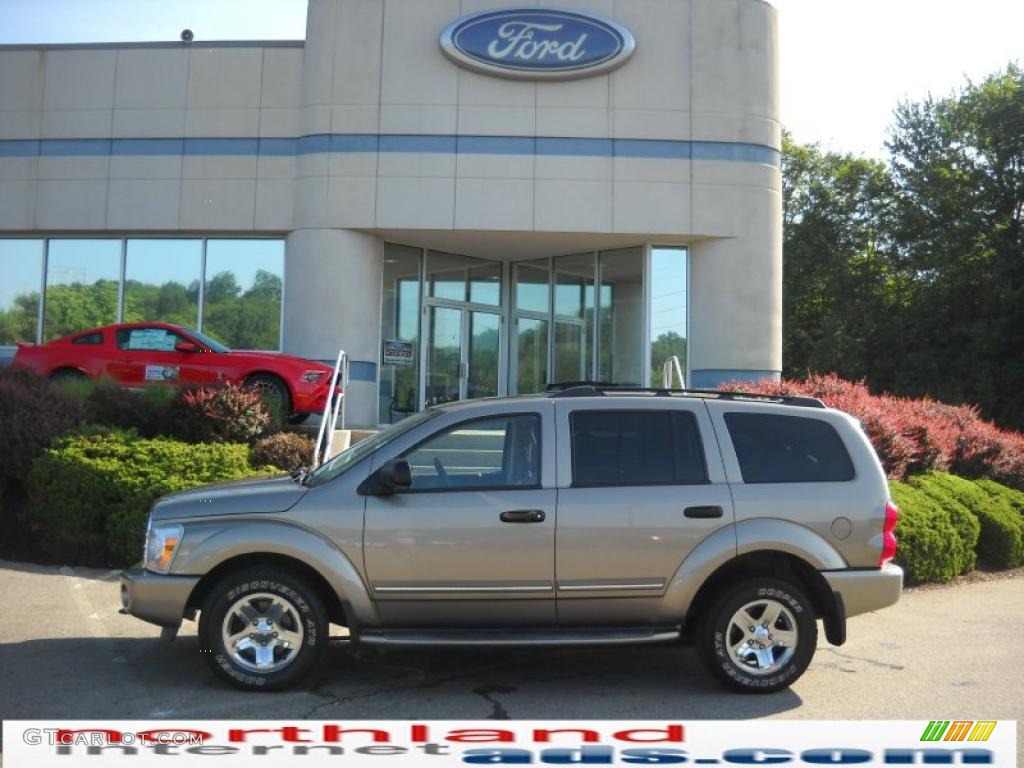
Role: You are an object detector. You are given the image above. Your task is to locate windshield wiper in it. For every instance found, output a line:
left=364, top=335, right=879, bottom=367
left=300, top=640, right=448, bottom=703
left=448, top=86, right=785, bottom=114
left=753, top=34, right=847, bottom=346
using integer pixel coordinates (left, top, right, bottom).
left=290, top=466, right=311, bottom=486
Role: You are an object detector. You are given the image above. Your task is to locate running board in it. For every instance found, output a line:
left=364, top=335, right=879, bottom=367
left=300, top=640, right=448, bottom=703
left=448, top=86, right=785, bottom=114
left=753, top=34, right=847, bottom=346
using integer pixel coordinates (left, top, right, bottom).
left=359, top=627, right=681, bottom=647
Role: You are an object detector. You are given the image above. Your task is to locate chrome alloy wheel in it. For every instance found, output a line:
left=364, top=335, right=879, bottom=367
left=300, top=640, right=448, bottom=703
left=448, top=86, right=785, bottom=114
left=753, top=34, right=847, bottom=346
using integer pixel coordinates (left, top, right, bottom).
left=221, top=592, right=305, bottom=673
left=725, top=598, right=798, bottom=675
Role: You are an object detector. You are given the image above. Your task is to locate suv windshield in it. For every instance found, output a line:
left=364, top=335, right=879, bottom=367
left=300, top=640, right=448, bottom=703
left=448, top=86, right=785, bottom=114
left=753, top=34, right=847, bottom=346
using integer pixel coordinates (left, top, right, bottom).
left=305, top=410, right=440, bottom=486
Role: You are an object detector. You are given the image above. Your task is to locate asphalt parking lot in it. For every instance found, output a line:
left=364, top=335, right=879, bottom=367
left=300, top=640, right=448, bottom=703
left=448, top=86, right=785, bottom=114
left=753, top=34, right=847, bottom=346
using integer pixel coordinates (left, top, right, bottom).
left=1, top=559, right=1021, bottom=757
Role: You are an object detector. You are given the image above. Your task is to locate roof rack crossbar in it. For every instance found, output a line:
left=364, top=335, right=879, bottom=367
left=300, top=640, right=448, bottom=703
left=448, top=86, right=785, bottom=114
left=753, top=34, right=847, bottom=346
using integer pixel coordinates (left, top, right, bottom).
left=544, top=382, right=825, bottom=409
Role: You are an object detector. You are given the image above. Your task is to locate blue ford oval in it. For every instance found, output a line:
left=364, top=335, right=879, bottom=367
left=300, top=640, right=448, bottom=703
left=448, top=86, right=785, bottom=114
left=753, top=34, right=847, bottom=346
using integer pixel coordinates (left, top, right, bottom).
left=440, top=8, right=636, bottom=80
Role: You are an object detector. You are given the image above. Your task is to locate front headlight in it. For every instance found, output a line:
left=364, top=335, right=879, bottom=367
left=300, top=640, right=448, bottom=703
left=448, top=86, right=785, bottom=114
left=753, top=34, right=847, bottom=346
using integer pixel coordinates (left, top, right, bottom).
left=301, top=370, right=325, bottom=383
left=144, top=523, right=184, bottom=573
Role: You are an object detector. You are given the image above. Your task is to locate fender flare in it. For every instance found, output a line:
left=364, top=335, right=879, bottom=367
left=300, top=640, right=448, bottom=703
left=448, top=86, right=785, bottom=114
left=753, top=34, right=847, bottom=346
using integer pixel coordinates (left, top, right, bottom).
left=662, top=518, right=847, bottom=617
left=171, top=518, right=378, bottom=627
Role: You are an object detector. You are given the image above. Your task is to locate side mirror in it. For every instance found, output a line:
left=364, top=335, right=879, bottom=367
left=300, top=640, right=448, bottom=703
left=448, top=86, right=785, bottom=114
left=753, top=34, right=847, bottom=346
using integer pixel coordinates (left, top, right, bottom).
left=175, top=341, right=200, bottom=353
left=370, top=459, right=412, bottom=496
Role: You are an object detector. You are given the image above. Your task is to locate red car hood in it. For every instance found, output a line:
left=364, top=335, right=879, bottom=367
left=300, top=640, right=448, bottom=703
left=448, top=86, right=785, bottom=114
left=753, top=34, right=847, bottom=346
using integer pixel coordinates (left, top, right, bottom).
left=228, top=350, right=333, bottom=372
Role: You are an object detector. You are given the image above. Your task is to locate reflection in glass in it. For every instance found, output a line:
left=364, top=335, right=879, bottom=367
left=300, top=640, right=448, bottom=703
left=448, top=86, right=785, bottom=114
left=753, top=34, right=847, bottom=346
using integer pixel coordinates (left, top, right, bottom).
left=515, top=316, right=548, bottom=395
left=0, top=239, right=43, bottom=344
left=554, top=252, right=595, bottom=381
left=650, top=247, right=688, bottom=384
left=514, top=259, right=550, bottom=314
left=427, top=251, right=502, bottom=307
left=379, top=244, right=421, bottom=424
left=468, top=262, right=501, bottom=306
left=203, top=239, right=284, bottom=350
left=468, top=312, right=500, bottom=399
left=553, top=321, right=585, bottom=384
left=428, top=306, right=461, bottom=406
left=123, top=239, right=201, bottom=327
left=44, top=239, right=121, bottom=341
left=598, top=247, right=643, bottom=386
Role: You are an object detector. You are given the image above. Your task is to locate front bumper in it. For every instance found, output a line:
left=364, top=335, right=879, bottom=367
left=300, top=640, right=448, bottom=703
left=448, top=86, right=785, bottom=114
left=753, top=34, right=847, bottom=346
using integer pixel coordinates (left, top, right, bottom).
left=292, top=382, right=342, bottom=414
left=822, top=563, right=904, bottom=618
left=120, top=567, right=200, bottom=629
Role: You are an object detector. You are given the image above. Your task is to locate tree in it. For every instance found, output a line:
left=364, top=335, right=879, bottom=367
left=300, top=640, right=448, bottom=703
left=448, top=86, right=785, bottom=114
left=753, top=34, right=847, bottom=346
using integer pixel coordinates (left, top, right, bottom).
left=781, top=132, right=897, bottom=384
left=887, top=64, right=1024, bottom=426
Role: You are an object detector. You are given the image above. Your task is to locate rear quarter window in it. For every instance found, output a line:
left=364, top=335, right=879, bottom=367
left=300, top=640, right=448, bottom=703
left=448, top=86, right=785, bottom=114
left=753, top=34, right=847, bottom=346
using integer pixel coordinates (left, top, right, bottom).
left=724, top=412, right=855, bottom=483
left=71, top=332, right=103, bottom=345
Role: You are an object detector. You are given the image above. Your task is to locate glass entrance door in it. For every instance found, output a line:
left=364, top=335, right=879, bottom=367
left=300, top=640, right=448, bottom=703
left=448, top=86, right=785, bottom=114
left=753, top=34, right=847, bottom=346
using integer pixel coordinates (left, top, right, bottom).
left=425, top=305, right=501, bottom=407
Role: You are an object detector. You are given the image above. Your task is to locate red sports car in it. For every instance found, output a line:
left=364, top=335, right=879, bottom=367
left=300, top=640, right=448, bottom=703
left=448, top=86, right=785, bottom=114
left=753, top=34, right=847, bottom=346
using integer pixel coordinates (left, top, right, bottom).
left=14, top=322, right=338, bottom=423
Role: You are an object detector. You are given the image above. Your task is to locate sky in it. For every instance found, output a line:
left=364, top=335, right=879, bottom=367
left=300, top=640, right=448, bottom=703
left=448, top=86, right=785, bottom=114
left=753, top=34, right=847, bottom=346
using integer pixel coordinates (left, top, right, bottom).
left=0, top=0, right=1021, bottom=157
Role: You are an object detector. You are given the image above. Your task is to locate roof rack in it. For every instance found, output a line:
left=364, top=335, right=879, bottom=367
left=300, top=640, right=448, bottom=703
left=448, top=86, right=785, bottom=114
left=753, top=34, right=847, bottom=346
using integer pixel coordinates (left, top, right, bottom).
left=544, top=381, right=825, bottom=409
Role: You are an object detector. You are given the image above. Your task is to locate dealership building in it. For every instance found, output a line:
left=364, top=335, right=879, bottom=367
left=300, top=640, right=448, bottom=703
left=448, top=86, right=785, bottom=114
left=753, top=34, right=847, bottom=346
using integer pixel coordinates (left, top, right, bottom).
left=0, top=0, right=781, bottom=427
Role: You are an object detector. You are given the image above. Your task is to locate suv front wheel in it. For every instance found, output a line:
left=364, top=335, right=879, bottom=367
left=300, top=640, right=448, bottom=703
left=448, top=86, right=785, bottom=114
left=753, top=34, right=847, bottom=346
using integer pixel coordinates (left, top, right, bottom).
left=696, top=577, right=817, bottom=693
left=198, top=567, right=328, bottom=691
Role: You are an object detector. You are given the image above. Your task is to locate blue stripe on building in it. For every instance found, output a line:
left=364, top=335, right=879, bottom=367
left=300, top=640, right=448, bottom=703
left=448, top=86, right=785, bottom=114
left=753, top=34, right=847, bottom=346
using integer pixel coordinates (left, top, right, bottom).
left=0, top=134, right=781, bottom=166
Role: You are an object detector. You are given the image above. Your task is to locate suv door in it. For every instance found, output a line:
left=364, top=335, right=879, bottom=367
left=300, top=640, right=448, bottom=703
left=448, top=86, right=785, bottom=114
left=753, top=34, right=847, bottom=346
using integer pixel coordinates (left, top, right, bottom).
left=554, top=401, right=734, bottom=626
left=363, top=401, right=557, bottom=627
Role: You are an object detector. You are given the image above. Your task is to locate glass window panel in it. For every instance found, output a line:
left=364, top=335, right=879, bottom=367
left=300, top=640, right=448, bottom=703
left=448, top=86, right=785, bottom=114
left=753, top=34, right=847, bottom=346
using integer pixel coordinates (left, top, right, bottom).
left=403, top=415, right=540, bottom=490
left=597, top=247, right=643, bottom=386
left=44, top=239, right=121, bottom=341
left=724, top=413, right=855, bottom=483
left=380, top=244, right=422, bottom=424
left=554, top=252, right=593, bottom=319
left=203, top=239, right=284, bottom=350
left=123, top=239, right=201, bottom=328
left=514, top=316, right=548, bottom=395
left=0, top=239, right=44, bottom=344
left=650, top=247, right=688, bottom=386
left=514, top=259, right=550, bottom=313
left=554, top=252, right=595, bottom=380
left=468, top=262, right=501, bottom=306
left=427, top=251, right=469, bottom=302
left=570, top=410, right=708, bottom=487
left=552, top=320, right=586, bottom=383
left=468, top=311, right=500, bottom=399
left=427, top=306, right=462, bottom=407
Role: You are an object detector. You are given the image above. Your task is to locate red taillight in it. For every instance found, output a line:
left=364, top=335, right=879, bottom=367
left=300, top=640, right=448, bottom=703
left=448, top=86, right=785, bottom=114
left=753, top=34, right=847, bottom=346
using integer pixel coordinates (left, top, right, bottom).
left=879, top=500, right=899, bottom=565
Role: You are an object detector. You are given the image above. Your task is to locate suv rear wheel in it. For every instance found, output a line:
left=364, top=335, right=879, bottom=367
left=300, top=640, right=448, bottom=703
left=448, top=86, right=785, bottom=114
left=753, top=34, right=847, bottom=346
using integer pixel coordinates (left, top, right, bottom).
left=198, top=567, right=328, bottom=691
left=696, top=577, right=817, bottom=693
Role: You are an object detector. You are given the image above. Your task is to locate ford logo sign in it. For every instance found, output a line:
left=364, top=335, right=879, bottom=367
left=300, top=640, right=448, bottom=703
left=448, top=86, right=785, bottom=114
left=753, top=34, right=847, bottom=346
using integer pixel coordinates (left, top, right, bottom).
left=440, top=8, right=635, bottom=81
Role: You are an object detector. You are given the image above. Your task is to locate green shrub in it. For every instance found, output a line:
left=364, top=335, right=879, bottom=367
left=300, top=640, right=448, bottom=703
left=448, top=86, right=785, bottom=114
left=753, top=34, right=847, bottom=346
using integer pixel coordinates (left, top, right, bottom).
left=903, top=474, right=980, bottom=574
left=975, top=479, right=1024, bottom=516
left=166, top=384, right=271, bottom=444
left=84, top=381, right=176, bottom=437
left=909, top=472, right=1024, bottom=569
left=251, top=431, right=314, bottom=473
left=27, top=430, right=271, bottom=566
left=890, top=482, right=970, bottom=584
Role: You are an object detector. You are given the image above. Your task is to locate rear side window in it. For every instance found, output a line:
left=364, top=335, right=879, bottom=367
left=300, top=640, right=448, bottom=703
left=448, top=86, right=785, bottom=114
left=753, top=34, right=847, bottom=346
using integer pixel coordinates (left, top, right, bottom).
left=571, top=410, right=708, bottom=487
left=71, top=332, right=102, bottom=345
left=724, top=413, right=855, bottom=483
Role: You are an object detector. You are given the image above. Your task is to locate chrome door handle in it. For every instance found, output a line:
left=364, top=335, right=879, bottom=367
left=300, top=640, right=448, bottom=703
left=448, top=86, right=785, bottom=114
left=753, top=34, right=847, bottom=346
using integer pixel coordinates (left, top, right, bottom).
left=500, top=509, right=546, bottom=523
left=684, top=505, right=723, bottom=519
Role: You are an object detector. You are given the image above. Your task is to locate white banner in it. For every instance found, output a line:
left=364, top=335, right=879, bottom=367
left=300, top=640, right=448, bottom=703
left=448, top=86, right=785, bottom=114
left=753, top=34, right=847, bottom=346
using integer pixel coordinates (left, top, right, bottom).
left=2, top=719, right=1016, bottom=767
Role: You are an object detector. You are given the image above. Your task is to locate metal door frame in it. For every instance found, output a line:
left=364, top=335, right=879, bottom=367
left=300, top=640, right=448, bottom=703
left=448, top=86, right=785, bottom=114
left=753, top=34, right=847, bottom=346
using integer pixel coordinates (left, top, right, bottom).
left=420, top=299, right=506, bottom=410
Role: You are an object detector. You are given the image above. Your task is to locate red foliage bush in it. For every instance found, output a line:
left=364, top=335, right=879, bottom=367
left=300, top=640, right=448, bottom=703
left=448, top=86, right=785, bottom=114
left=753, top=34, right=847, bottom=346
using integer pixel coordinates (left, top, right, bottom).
left=719, top=373, right=1024, bottom=487
left=166, top=383, right=271, bottom=444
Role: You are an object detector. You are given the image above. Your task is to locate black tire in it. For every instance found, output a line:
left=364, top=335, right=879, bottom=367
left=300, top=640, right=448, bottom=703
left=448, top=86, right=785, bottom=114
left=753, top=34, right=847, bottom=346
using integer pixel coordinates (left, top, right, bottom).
left=50, top=368, right=87, bottom=383
left=287, top=412, right=311, bottom=426
left=245, top=373, right=292, bottom=416
left=198, top=567, right=328, bottom=691
left=695, top=577, right=817, bottom=693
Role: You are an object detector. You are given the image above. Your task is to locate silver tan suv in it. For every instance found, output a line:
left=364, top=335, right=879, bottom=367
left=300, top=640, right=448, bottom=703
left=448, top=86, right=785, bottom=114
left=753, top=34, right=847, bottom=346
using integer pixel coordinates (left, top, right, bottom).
left=121, top=385, right=903, bottom=693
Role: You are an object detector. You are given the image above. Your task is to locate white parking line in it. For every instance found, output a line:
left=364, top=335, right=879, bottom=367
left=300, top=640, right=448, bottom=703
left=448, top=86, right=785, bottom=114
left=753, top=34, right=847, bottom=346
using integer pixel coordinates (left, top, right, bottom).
left=59, top=565, right=111, bottom=641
